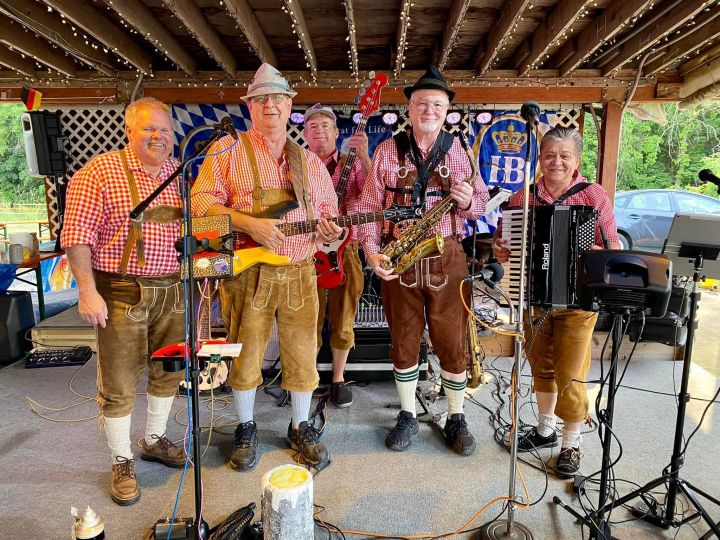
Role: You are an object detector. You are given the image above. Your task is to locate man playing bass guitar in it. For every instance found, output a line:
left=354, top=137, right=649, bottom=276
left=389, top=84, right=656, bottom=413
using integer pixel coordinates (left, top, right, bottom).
left=303, top=104, right=371, bottom=408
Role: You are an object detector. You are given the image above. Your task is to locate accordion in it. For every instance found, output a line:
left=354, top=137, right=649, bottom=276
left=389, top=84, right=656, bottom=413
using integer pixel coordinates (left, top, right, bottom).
left=496, top=205, right=598, bottom=309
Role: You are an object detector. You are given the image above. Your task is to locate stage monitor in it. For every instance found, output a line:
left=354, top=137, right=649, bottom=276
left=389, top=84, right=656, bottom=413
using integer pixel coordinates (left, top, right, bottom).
left=21, top=111, right=67, bottom=177
left=662, top=213, right=720, bottom=280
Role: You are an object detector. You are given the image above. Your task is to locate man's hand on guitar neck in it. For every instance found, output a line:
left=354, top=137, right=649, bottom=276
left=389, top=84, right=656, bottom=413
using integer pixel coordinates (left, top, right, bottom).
left=316, top=215, right=343, bottom=244
left=344, top=132, right=371, bottom=177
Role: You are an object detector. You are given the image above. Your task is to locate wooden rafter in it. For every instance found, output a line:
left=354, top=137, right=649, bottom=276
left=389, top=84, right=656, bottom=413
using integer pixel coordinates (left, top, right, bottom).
left=644, top=10, right=720, bottom=75
left=282, top=0, right=317, bottom=79
left=43, top=0, right=152, bottom=74
left=557, top=0, right=654, bottom=76
left=224, top=0, right=277, bottom=67
left=517, top=0, right=591, bottom=76
left=600, top=0, right=708, bottom=76
left=680, top=42, right=720, bottom=77
left=437, top=0, right=472, bottom=71
left=104, top=0, right=196, bottom=76
left=679, top=80, right=720, bottom=109
left=0, top=1, right=115, bottom=76
left=394, top=0, right=412, bottom=77
left=476, top=0, right=532, bottom=75
left=0, top=18, right=77, bottom=77
left=342, top=0, right=359, bottom=76
left=161, top=0, right=236, bottom=76
left=0, top=46, right=36, bottom=78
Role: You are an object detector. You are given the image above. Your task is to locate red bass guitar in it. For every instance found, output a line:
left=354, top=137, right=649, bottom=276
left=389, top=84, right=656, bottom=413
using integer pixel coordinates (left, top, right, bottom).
left=315, top=72, right=389, bottom=288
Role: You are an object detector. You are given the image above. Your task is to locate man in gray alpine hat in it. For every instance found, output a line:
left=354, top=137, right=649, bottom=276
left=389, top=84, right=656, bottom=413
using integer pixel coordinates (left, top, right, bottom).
left=192, top=63, right=342, bottom=471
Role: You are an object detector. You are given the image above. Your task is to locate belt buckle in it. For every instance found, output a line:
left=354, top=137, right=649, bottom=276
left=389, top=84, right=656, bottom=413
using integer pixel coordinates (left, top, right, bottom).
left=253, top=187, right=265, bottom=200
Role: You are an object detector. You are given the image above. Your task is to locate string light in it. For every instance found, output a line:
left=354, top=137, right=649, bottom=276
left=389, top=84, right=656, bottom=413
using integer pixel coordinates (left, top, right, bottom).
left=282, top=0, right=317, bottom=81
left=342, top=0, right=359, bottom=78
left=438, top=0, right=471, bottom=71
left=394, top=0, right=412, bottom=78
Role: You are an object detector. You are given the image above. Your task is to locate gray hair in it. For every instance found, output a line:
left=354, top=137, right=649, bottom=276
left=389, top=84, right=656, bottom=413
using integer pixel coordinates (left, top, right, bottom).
left=125, top=97, right=171, bottom=128
left=540, top=126, right=583, bottom=157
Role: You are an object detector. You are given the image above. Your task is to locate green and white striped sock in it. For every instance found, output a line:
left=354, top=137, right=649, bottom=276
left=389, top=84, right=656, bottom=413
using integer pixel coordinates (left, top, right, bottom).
left=394, top=365, right=419, bottom=417
left=441, top=374, right=467, bottom=416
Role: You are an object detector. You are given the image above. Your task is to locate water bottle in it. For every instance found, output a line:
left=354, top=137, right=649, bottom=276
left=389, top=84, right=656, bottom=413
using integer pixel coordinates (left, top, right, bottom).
left=71, top=506, right=105, bottom=540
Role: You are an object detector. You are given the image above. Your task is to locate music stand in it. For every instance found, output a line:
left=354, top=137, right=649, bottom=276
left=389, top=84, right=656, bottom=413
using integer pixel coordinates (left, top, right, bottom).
left=575, top=214, right=720, bottom=538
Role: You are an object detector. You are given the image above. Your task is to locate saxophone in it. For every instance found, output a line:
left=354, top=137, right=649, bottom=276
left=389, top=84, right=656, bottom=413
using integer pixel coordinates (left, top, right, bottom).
left=380, top=133, right=478, bottom=275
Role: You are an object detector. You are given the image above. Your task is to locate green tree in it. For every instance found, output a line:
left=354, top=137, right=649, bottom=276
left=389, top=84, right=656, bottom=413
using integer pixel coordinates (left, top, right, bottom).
left=0, top=104, right=44, bottom=204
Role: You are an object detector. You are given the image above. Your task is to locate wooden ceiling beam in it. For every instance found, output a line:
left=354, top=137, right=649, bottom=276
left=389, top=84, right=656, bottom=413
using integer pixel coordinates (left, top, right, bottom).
left=557, top=0, right=654, bottom=76
left=161, top=0, right=235, bottom=76
left=104, top=0, right=196, bottom=76
left=224, top=0, right=277, bottom=67
left=43, top=0, right=152, bottom=74
left=283, top=0, right=318, bottom=80
left=0, top=46, right=37, bottom=78
left=517, top=0, right=591, bottom=76
left=601, top=0, right=708, bottom=76
left=0, top=1, right=115, bottom=76
left=342, top=0, right=359, bottom=76
left=644, top=10, right=720, bottom=75
left=0, top=18, right=77, bottom=77
left=393, top=0, right=412, bottom=78
left=680, top=42, right=720, bottom=77
left=437, top=0, right=472, bottom=71
left=476, top=0, right=532, bottom=75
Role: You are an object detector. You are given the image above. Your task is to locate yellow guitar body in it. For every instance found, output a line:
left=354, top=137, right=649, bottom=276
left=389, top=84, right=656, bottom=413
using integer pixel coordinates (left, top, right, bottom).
left=232, top=247, right=291, bottom=276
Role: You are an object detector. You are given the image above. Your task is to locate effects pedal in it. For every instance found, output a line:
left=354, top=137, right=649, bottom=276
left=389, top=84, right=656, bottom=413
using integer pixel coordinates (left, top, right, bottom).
left=153, top=517, right=193, bottom=539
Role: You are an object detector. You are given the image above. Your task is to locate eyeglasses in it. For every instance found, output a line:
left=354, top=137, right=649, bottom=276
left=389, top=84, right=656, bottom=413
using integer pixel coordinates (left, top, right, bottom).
left=410, top=100, right=449, bottom=112
left=249, top=94, right=288, bottom=105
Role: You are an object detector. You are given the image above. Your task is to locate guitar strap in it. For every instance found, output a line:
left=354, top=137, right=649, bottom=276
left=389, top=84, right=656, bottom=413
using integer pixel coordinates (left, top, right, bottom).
left=534, top=181, right=591, bottom=206
left=241, top=133, right=296, bottom=214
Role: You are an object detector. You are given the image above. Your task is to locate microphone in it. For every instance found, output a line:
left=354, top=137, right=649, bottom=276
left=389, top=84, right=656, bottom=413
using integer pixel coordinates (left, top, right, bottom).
left=466, top=262, right=505, bottom=288
left=520, top=101, right=541, bottom=124
left=699, top=169, right=720, bottom=189
left=219, top=116, right=238, bottom=140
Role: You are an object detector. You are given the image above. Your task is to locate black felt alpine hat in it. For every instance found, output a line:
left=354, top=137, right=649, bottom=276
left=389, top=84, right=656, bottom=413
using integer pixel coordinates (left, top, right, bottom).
left=403, top=65, right=455, bottom=101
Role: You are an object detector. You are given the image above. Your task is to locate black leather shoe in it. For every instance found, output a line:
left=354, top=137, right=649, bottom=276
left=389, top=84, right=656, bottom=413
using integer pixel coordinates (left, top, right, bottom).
left=230, top=420, right=258, bottom=471
left=331, top=382, right=353, bottom=408
left=385, top=411, right=419, bottom=451
left=517, top=427, right=559, bottom=452
left=556, top=447, right=582, bottom=477
left=444, top=413, right=476, bottom=456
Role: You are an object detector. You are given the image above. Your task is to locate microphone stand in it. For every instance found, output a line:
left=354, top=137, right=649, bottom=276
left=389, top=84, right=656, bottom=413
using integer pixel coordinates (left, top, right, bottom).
left=133, top=124, right=228, bottom=540
left=478, top=105, right=539, bottom=540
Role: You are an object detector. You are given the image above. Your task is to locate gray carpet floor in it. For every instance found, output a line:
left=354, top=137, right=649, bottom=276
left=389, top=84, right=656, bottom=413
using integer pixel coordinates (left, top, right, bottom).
left=2, top=294, right=720, bottom=539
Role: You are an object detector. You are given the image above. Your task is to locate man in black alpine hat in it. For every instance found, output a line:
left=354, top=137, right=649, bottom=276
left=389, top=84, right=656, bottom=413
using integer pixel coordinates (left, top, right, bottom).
left=355, top=66, right=489, bottom=455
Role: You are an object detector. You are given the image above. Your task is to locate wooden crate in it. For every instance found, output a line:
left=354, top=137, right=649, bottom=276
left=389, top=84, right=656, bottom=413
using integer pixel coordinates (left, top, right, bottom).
left=31, top=305, right=96, bottom=351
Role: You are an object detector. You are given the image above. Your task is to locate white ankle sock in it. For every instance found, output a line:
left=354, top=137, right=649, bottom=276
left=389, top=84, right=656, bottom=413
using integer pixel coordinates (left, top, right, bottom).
left=144, top=394, right=175, bottom=446
left=290, top=391, right=312, bottom=429
left=105, top=414, right=133, bottom=463
left=232, top=388, right=256, bottom=424
left=562, top=423, right=582, bottom=449
left=537, top=413, right=557, bottom=438
left=394, top=365, right=419, bottom=417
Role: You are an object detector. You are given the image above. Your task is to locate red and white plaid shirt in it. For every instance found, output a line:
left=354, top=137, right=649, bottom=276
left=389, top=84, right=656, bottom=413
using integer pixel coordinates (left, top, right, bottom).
left=324, top=149, right=366, bottom=215
left=191, top=128, right=338, bottom=263
left=499, top=172, right=620, bottom=247
left=355, top=133, right=489, bottom=256
left=61, top=146, right=182, bottom=275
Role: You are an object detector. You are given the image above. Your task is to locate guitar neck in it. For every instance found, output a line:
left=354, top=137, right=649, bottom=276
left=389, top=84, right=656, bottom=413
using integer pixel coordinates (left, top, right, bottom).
left=336, top=115, right=368, bottom=201
left=277, top=210, right=389, bottom=237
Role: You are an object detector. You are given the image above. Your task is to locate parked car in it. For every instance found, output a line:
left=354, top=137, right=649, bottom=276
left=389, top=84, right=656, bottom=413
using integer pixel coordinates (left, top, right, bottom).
left=614, top=189, right=720, bottom=252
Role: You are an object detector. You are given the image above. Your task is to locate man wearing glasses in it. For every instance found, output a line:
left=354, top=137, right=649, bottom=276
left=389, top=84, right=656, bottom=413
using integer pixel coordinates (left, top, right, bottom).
left=192, top=63, right=342, bottom=471
left=356, top=66, right=489, bottom=455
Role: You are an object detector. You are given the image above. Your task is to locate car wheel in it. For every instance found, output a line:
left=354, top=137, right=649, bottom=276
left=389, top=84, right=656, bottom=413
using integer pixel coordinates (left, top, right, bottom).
left=618, top=233, right=632, bottom=250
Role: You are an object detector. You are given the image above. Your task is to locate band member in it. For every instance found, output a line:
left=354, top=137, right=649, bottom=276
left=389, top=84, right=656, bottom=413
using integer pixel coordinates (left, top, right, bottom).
left=356, top=66, right=489, bottom=455
left=303, top=104, right=370, bottom=408
left=492, top=126, right=620, bottom=477
left=191, top=64, right=342, bottom=471
left=62, top=97, right=186, bottom=506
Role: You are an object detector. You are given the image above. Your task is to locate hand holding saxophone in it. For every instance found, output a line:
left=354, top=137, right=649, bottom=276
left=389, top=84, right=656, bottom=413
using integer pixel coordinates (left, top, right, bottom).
left=450, top=181, right=473, bottom=211
left=367, top=252, right=399, bottom=281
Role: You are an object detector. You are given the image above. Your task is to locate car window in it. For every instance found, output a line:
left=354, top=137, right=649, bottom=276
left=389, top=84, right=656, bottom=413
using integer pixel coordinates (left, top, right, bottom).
left=626, top=192, right=672, bottom=211
left=675, top=193, right=720, bottom=214
left=614, top=195, right=629, bottom=208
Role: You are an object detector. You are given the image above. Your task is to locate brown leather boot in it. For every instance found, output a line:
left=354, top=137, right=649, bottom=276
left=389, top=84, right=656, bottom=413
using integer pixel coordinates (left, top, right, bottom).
left=111, top=457, right=140, bottom=506
left=139, top=434, right=186, bottom=468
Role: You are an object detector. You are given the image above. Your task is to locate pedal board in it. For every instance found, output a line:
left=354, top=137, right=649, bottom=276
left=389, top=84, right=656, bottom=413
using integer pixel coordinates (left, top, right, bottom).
left=25, top=346, right=93, bottom=368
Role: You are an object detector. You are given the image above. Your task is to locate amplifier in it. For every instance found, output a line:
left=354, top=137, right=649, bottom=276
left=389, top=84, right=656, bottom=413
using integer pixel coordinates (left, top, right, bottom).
left=0, top=291, right=35, bottom=363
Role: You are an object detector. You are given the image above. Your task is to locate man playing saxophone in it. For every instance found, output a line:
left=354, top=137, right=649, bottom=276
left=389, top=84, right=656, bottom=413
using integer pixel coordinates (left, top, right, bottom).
left=355, top=66, right=489, bottom=455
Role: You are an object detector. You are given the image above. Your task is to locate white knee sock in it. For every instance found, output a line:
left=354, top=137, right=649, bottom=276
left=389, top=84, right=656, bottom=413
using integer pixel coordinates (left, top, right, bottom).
left=537, top=413, right=557, bottom=438
left=232, top=388, right=256, bottom=424
left=144, top=394, right=175, bottom=446
left=441, top=370, right=467, bottom=416
left=105, top=414, right=132, bottom=463
left=394, top=365, right=419, bottom=417
left=562, top=422, right=582, bottom=449
left=290, top=391, right=312, bottom=429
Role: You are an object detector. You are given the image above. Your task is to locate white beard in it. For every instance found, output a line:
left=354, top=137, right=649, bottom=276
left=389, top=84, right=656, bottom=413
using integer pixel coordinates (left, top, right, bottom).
left=415, top=119, right=439, bottom=133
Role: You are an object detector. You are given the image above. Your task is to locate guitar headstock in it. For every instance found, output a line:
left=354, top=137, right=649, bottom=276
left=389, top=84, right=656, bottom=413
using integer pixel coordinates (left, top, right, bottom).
left=357, top=73, right=389, bottom=117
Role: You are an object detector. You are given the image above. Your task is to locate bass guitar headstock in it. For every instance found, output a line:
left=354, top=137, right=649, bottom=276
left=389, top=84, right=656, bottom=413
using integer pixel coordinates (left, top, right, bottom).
left=357, top=72, right=389, bottom=117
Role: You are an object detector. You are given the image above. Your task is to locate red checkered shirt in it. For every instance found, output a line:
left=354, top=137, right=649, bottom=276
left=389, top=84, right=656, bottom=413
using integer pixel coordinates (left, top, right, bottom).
left=191, top=128, right=338, bottom=263
left=499, top=172, right=620, bottom=247
left=323, top=149, right=366, bottom=215
left=61, top=146, right=182, bottom=275
left=355, top=133, right=489, bottom=256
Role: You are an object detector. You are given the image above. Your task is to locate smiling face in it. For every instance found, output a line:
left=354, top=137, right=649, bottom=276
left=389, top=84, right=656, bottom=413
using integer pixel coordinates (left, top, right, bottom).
left=408, top=89, right=449, bottom=135
left=303, top=114, right=339, bottom=159
left=539, top=138, right=581, bottom=190
left=125, top=107, right=173, bottom=173
left=248, top=93, right=292, bottom=137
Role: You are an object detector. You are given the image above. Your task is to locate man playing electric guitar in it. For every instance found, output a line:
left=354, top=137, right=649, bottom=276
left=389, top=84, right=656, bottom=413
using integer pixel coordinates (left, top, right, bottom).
left=304, top=104, right=371, bottom=408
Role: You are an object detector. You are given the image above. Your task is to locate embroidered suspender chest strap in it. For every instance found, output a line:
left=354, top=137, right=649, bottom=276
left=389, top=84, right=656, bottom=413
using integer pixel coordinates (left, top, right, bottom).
left=119, top=149, right=145, bottom=274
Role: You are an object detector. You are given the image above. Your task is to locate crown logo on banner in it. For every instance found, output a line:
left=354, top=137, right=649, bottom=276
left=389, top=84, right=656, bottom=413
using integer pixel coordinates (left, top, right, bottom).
left=491, top=123, right=527, bottom=153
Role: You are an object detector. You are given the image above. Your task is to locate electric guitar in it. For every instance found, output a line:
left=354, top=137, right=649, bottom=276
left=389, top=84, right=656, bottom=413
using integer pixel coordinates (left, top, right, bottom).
left=315, top=72, right=389, bottom=288
left=230, top=203, right=418, bottom=276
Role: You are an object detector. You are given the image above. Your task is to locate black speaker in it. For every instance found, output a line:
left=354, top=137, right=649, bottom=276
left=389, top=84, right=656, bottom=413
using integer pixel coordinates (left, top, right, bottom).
left=0, top=291, right=35, bottom=363
left=21, top=111, right=66, bottom=177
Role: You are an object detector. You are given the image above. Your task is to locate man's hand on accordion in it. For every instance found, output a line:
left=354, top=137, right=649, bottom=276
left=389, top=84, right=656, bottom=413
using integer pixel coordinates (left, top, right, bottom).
left=492, top=237, right=511, bottom=263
